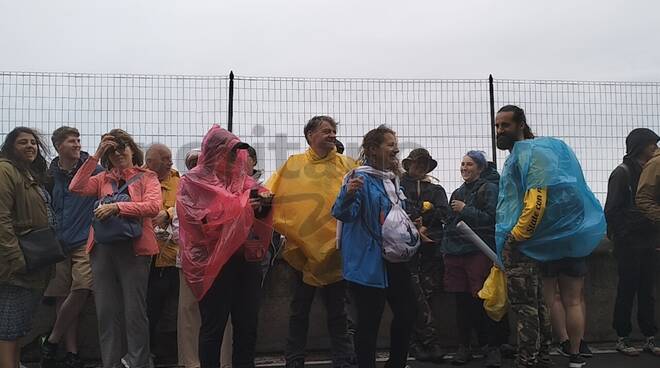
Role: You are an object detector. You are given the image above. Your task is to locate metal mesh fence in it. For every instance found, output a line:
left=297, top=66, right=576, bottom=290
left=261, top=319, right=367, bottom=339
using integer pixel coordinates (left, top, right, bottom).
left=1, top=71, right=659, bottom=202
left=493, top=79, right=660, bottom=202
left=0, top=72, right=229, bottom=170
left=233, top=76, right=491, bottom=193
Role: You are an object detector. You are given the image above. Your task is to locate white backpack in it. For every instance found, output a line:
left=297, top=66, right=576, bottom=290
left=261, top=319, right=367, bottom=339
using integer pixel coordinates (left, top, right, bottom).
left=338, top=166, right=421, bottom=263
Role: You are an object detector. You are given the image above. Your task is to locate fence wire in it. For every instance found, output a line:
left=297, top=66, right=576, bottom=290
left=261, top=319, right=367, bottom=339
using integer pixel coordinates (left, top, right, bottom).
left=1, top=71, right=659, bottom=202
left=233, top=76, right=491, bottom=193
left=494, top=79, right=660, bottom=202
left=0, top=72, right=229, bottom=169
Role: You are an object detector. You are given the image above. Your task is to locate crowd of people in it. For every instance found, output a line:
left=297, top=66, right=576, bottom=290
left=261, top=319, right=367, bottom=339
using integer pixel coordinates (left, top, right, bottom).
left=0, top=105, right=659, bottom=368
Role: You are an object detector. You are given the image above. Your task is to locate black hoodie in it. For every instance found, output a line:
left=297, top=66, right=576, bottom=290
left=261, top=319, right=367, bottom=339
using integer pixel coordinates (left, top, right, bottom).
left=400, top=173, right=449, bottom=257
left=604, top=128, right=659, bottom=248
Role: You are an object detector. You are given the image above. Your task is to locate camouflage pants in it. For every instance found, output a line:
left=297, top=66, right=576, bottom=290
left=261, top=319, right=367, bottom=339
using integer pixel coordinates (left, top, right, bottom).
left=409, top=254, right=443, bottom=348
left=505, top=260, right=552, bottom=367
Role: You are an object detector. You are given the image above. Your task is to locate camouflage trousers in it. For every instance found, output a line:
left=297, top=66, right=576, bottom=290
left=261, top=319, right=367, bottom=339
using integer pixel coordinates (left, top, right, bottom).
left=505, top=259, right=553, bottom=367
left=409, top=253, right=443, bottom=348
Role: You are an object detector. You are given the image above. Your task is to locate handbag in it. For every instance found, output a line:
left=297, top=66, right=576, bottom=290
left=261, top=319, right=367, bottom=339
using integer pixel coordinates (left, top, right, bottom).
left=92, top=173, right=144, bottom=244
left=17, top=226, right=66, bottom=272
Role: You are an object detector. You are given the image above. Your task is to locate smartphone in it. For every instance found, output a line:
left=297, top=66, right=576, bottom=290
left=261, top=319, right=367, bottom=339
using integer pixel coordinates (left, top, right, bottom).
left=250, top=188, right=259, bottom=199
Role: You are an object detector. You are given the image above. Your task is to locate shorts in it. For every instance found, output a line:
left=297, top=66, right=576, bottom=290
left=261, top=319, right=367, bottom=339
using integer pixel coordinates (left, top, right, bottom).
left=539, top=256, right=588, bottom=278
left=443, top=252, right=492, bottom=296
left=0, top=284, right=42, bottom=340
left=44, top=246, right=93, bottom=297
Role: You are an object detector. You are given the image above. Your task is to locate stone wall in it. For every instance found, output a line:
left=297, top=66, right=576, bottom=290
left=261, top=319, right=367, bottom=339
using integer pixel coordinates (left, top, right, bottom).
left=21, top=241, right=660, bottom=362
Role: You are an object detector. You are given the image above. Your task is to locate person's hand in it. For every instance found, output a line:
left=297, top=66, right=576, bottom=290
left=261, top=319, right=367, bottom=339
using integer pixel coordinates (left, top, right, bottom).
left=94, top=203, right=119, bottom=220
left=450, top=200, right=466, bottom=212
left=93, top=135, right=118, bottom=160
left=154, top=210, right=170, bottom=228
left=413, top=217, right=423, bottom=229
left=249, top=198, right=262, bottom=211
left=419, top=226, right=434, bottom=244
left=346, top=171, right=364, bottom=195
left=501, top=233, right=518, bottom=267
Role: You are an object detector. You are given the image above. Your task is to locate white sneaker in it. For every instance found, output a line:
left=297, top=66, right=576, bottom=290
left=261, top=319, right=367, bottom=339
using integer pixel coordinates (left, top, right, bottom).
left=643, top=336, right=660, bottom=357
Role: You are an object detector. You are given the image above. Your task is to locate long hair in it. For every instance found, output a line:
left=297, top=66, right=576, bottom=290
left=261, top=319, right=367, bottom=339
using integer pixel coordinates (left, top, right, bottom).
left=498, top=105, right=535, bottom=139
left=100, top=129, right=144, bottom=170
left=0, top=127, right=50, bottom=185
left=358, top=125, right=401, bottom=176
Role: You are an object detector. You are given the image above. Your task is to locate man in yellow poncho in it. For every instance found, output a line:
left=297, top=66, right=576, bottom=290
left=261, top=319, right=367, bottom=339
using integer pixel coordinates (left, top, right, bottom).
left=266, top=116, right=357, bottom=368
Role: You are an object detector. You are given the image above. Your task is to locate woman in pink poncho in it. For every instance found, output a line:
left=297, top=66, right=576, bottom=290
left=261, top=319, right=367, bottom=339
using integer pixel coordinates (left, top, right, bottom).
left=176, top=125, right=273, bottom=368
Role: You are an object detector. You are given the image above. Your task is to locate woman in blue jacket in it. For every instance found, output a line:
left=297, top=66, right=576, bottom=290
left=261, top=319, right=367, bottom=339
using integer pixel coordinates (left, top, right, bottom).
left=332, top=126, right=416, bottom=368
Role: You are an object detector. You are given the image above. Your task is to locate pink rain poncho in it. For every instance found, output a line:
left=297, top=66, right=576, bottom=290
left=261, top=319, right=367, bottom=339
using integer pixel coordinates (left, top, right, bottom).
left=176, top=125, right=273, bottom=300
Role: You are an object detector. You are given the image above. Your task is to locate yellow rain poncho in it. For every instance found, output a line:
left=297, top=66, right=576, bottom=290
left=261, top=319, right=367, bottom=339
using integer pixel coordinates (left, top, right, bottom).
left=266, top=148, right=357, bottom=286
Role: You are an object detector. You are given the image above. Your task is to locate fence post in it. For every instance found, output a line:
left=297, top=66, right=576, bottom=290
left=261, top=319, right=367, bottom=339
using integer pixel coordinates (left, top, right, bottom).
left=228, top=71, right=235, bottom=132
left=489, top=74, right=497, bottom=167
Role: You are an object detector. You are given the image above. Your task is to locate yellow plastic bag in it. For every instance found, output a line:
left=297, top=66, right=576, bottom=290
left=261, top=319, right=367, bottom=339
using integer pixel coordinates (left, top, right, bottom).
left=477, top=266, right=508, bottom=321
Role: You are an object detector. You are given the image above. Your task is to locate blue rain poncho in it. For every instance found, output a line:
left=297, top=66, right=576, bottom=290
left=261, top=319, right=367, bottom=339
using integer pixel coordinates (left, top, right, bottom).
left=495, top=137, right=606, bottom=261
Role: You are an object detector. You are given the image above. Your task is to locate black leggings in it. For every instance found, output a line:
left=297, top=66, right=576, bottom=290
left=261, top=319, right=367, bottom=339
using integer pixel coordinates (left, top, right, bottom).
left=198, top=254, right=263, bottom=368
left=349, top=262, right=417, bottom=368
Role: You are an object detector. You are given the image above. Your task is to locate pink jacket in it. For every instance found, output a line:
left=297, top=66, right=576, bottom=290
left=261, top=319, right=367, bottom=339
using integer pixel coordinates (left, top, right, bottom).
left=69, top=156, right=162, bottom=256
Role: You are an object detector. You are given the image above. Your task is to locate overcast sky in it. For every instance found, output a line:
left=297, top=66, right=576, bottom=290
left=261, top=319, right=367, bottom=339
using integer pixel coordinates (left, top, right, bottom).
left=1, top=0, right=659, bottom=81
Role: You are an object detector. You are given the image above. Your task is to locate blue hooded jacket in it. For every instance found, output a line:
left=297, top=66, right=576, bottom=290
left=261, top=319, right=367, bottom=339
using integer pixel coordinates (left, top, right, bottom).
left=332, top=171, right=395, bottom=289
left=49, top=152, right=104, bottom=253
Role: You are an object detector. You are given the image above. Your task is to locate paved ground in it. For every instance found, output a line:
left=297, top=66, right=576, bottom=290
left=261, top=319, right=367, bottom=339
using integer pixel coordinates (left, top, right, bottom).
left=253, top=349, right=659, bottom=368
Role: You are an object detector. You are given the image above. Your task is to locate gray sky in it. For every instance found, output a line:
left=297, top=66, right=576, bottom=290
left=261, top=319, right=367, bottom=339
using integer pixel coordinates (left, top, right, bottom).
left=2, top=0, right=659, bottom=81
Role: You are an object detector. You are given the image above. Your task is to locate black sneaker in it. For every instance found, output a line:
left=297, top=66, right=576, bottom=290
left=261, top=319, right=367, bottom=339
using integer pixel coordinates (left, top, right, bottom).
left=61, top=352, right=84, bottom=368
left=451, top=345, right=472, bottom=366
left=579, top=340, right=593, bottom=358
left=557, top=340, right=571, bottom=357
left=40, top=336, right=59, bottom=368
left=485, top=346, right=502, bottom=368
left=568, top=354, right=586, bottom=368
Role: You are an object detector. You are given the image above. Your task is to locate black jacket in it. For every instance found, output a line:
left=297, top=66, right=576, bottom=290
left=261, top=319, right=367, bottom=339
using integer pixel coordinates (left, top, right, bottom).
left=442, top=165, right=500, bottom=255
left=400, top=174, right=449, bottom=256
left=604, top=157, right=657, bottom=248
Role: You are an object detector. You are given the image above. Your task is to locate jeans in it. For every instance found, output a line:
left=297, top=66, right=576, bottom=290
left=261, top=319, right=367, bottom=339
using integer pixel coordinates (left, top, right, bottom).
left=284, top=270, right=354, bottom=366
left=612, top=246, right=658, bottom=337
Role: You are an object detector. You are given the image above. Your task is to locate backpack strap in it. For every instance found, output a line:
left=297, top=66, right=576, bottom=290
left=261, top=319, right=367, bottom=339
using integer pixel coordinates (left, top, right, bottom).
left=114, top=173, right=144, bottom=195
left=618, top=163, right=634, bottom=203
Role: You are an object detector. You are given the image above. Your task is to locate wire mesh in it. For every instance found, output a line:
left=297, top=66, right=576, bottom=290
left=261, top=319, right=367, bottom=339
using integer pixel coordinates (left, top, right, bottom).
left=233, top=76, right=492, bottom=194
left=493, top=79, right=660, bottom=203
left=1, top=72, right=659, bottom=202
left=0, top=72, right=229, bottom=170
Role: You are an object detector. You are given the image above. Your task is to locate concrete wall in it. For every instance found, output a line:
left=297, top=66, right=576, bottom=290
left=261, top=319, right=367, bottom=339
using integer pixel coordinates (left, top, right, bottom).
left=21, top=241, right=660, bottom=362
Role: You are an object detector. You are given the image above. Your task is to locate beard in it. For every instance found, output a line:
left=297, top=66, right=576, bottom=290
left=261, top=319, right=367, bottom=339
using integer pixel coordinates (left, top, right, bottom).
left=496, top=134, right=516, bottom=150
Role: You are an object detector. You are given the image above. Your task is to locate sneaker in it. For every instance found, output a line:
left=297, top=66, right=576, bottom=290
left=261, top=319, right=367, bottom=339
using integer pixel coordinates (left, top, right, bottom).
left=643, top=336, right=660, bottom=357
left=557, top=340, right=571, bottom=357
left=485, top=346, right=502, bottom=368
left=121, top=357, right=130, bottom=368
left=579, top=341, right=593, bottom=358
left=61, top=352, right=84, bottom=368
left=615, top=337, right=640, bottom=357
left=537, top=354, right=555, bottom=368
left=40, top=335, right=59, bottom=368
left=568, top=354, right=586, bottom=368
left=451, top=345, right=472, bottom=365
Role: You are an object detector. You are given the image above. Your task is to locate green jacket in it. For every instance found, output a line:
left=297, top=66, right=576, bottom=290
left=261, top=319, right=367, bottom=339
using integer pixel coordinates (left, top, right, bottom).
left=637, top=149, right=660, bottom=225
left=0, top=158, right=52, bottom=289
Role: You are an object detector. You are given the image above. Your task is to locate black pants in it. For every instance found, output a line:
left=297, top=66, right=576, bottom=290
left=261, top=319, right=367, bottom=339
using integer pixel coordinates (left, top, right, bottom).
left=285, top=270, right=354, bottom=366
left=198, top=254, right=263, bottom=368
left=349, top=262, right=416, bottom=368
left=147, top=264, right=179, bottom=351
left=454, top=293, right=508, bottom=347
left=612, top=247, right=658, bottom=337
